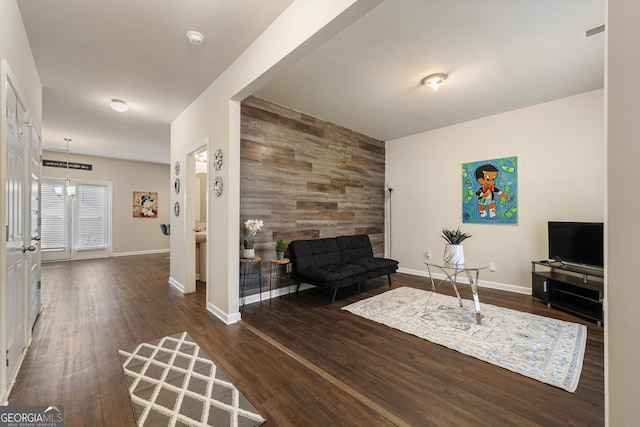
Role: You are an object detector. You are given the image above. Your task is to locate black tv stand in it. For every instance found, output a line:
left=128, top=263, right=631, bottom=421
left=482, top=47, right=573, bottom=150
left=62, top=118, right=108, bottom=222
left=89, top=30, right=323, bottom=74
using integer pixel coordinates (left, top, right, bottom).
left=531, top=261, right=604, bottom=326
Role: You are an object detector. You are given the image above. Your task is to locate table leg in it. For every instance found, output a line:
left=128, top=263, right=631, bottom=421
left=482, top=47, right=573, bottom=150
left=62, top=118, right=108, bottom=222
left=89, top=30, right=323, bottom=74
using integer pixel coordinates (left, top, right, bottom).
left=240, top=263, right=247, bottom=306
left=269, top=263, right=273, bottom=306
left=450, top=269, right=463, bottom=307
left=465, top=269, right=482, bottom=324
left=426, top=265, right=465, bottom=311
left=258, top=263, right=262, bottom=307
left=425, top=264, right=436, bottom=292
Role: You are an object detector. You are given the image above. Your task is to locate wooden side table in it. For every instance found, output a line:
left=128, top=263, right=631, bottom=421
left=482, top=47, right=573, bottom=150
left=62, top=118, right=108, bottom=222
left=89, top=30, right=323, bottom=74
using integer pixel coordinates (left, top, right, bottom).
left=269, top=258, right=292, bottom=303
left=240, top=256, right=262, bottom=306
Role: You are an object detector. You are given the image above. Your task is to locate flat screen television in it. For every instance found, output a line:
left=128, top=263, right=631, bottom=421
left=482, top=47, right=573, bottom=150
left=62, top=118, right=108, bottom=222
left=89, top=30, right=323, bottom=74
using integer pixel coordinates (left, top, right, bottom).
left=548, top=221, right=604, bottom=268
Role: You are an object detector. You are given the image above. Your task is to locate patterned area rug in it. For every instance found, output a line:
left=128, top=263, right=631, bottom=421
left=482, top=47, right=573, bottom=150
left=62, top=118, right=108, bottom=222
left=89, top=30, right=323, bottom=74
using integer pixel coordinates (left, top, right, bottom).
left=118, top=332, right=266, bottom=426
left=343, top=287, right=586, bottom=392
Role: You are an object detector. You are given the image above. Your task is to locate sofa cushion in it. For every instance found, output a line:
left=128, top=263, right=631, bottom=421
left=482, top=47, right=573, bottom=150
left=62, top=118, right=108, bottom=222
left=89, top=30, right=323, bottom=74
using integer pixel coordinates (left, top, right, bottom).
left=336, top=234, right=374, bottom=261
left=290, top=238, right=343, bottom=274
left=295, top=263, right=368, bottom=289
left=349, top=257, right=398, bottom=275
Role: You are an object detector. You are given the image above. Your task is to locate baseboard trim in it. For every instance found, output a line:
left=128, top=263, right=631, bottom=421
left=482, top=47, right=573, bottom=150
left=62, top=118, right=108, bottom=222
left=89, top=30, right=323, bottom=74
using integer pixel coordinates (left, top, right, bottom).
left=240, top=282, right=314, bottom=306
left=4, top=336, right=32, bottom=405
left=113, top=249, right=170, bottom=257
left=206, top=302, right=241, bottom=325
left=168, top=277, right=184, bottom=293
left=397, top=267, right=531, bottom=295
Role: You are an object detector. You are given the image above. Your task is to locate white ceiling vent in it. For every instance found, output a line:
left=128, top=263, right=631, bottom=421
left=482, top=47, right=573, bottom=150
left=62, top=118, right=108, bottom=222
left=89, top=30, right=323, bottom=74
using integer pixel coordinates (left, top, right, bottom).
left=581, top=24, right=605, bottom=45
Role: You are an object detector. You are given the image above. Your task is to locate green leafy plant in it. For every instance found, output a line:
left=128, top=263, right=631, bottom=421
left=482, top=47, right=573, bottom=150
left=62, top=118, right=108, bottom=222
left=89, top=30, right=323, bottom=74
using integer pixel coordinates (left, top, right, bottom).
left=274, top=239, right=289, bottom=252
left=441, top=227, right=472, bottom=245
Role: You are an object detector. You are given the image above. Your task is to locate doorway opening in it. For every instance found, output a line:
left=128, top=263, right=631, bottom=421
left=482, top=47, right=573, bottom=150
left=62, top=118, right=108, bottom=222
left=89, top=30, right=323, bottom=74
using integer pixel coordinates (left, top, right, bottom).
left=183, top=138, right=209, bottom=296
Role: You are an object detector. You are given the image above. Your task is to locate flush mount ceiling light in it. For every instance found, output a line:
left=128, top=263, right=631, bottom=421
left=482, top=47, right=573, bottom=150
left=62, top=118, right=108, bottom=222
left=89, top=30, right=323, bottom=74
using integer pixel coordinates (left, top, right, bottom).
left=186, top=31, right=205, bottom=46
left=421, top=73, right=448, bottom=91
left=110, top=99, right=128, bottom=112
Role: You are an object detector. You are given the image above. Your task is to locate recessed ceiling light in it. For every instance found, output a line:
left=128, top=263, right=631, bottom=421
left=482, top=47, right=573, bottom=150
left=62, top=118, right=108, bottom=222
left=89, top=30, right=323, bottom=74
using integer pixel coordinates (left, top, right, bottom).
left=110, top=99, right=128, bottom=112
left=186, top=31, right=205, bottom=46
left=421, top=73, right=448, bottom=91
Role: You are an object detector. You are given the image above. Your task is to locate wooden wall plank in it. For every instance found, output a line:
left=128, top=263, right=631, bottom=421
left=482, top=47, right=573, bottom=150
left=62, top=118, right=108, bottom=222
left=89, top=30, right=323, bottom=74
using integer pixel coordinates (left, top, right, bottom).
left=240, top=96, right=387, bottom=289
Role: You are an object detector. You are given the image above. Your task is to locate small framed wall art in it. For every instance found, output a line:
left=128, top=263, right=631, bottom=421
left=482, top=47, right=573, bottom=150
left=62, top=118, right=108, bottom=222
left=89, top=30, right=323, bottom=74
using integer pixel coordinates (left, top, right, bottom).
left=133, top=191, right=158, bottom=218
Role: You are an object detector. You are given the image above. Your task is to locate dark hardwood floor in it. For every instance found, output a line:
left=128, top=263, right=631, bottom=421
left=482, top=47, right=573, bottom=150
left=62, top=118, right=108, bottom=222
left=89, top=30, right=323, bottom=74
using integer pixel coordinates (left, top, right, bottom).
left=9, top=254, right=604, bottom=426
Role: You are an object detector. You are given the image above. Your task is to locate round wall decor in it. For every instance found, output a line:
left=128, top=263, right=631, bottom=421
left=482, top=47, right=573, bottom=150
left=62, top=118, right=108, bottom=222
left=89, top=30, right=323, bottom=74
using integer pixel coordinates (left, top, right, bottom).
left=213, top=149, right=223, bottom=171
left=174, top=161, right=180, bottom=176
left=214, top=175, right=223, bottom=196
left=174, top=178, right=180, bottom=194
left=174, top=201, right=180, bottom=216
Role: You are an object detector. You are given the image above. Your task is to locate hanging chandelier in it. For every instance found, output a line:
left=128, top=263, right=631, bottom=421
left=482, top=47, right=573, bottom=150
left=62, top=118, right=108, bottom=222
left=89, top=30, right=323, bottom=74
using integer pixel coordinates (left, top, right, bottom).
left=54, top=138, right=76, bottom=197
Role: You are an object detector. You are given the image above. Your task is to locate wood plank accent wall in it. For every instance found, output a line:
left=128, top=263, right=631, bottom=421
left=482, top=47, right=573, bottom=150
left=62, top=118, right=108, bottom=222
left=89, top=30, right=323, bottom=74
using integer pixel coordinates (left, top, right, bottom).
left=240, top=96, right=386, bottom=290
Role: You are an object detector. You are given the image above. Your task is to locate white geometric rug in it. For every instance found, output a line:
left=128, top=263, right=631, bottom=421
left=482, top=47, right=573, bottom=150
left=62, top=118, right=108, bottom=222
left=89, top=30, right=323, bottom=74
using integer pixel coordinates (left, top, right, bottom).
left=118, top=331, right=266, bottom=426
left=342, top=287, right=587, bottom=392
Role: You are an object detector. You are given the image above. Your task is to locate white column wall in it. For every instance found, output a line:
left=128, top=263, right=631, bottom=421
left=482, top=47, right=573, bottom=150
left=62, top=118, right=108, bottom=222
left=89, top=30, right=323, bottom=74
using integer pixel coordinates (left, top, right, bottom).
left=606, top=0, right=640, bottom=424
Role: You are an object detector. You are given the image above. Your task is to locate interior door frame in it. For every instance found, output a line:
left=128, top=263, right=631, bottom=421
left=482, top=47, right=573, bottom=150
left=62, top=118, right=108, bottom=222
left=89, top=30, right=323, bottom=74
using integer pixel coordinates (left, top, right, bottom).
left=182, top=137, right=209, bottom=294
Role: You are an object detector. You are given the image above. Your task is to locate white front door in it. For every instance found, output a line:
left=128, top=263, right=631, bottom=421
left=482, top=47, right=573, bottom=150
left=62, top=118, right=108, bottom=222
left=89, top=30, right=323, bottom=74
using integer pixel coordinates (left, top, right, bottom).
left=3, top=76, right=29, bottom=383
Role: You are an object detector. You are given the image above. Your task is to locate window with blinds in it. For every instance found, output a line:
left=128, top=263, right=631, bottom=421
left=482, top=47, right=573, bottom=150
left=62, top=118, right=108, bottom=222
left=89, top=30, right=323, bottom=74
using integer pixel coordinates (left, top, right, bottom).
left=41, top=180, right=109, bottom=254
left=74, top=184, right=107, bottom=251
left=41, top=181, right=66, bottom=250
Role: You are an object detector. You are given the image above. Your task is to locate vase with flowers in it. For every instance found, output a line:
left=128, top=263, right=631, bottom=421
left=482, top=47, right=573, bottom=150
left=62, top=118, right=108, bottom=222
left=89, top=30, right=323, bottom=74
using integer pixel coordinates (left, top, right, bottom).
left=242, top=219, right=264, bottom=258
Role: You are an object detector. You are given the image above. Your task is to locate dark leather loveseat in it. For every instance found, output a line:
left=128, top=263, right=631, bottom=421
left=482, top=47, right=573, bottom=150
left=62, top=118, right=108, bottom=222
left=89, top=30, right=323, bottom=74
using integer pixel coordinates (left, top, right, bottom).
left=289, top=234, right=399, bottom=303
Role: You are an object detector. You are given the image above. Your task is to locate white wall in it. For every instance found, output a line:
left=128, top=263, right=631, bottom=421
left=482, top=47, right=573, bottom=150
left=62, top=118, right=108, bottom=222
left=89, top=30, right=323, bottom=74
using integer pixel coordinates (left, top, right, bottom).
left=386, top=90, right=604, bottom=290
left=606, top=0, right=640, bottom=423
left=42, top=151, right=170, bottom=255
left=0, top=0, right=42, bottom=128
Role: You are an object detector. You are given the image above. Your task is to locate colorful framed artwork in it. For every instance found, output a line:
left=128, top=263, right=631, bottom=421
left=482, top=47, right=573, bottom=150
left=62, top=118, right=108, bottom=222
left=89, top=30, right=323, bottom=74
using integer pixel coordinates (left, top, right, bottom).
left=133, top=191, right=158, bottom=218
left=462, top=156, right=518, bottom=224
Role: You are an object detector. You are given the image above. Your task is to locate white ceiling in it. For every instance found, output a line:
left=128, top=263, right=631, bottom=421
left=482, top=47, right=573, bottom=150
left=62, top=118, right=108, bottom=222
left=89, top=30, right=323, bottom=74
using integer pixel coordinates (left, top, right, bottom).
left=18, top=0, right=295, bottom=164
left=19, top=0, right=604, bottom=164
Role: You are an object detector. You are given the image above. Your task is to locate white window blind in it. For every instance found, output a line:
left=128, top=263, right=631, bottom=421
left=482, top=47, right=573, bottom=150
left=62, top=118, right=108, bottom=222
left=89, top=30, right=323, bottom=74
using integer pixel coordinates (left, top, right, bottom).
left=41, top=181, right=66, bottom=250
left=74, top=184, right=107, bottom=251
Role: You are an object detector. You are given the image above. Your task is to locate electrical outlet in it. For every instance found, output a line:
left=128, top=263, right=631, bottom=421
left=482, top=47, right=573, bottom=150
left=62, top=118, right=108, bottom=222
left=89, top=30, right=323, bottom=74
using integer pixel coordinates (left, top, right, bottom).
left=426, top=251, right=432, bottom=260
left=489, top=262, right=496, bottom=271
left=145, top=238, right=150, bottom=244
